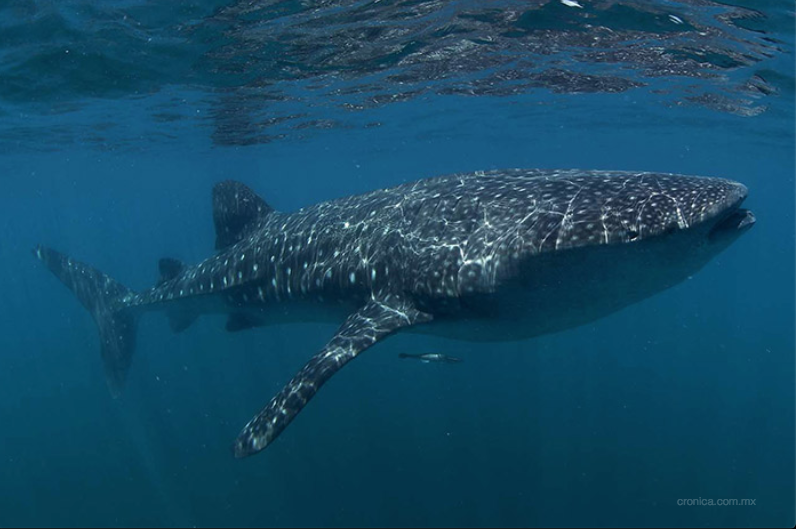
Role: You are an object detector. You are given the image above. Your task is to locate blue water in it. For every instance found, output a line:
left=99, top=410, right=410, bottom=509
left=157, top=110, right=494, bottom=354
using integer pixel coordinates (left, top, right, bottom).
left=0, top=1, right=793, bottom=527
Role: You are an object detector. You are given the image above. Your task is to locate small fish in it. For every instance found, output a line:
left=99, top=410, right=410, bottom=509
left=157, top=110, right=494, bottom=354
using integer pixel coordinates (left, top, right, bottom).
left=399, top=353, right=462, bottom=364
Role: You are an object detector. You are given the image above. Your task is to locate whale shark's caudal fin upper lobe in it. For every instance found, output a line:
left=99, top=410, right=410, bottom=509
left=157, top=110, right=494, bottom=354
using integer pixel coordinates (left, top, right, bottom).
left=34, top=245, right=139, bottom=397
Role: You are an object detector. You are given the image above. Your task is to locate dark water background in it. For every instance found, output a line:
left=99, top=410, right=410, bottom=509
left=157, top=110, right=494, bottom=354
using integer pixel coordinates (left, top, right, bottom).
left=0, top=1, right=793, bottom=526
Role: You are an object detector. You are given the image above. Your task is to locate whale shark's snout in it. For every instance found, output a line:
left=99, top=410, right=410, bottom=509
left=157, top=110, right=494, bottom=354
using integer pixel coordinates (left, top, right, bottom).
left=683, top=178, right=749, bottom=228
left=704, top=181, right=755, bottom=243
left=625, top=176, right=754, bottom=243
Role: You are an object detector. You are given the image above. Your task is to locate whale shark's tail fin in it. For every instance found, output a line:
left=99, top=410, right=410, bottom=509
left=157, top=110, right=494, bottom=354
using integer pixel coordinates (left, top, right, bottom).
left=34, top=245, right=139, bottom=397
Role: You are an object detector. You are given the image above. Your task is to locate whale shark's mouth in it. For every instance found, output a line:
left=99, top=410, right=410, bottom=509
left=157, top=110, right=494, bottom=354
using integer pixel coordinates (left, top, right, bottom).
left=708, top=207, right=756, bottom=242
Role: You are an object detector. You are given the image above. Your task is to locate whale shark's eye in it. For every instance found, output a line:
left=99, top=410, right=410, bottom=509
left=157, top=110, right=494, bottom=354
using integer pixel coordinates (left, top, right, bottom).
left=627, top=228, right=639, bottom=241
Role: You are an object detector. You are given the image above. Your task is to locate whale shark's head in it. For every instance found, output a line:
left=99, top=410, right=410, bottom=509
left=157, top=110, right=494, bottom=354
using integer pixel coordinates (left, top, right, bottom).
left=638, top=174, right=755, bottom=282
left=511, top=171, right=756, bottom=273
left=599, top=173, right=755, bottom=261
left=549, top=171, right=756, bottom=274
left=462, top=171, right=756, bottom=336
left=525, top=171, right=755, bottom=251
left=628, top=174, right=754, bottom=247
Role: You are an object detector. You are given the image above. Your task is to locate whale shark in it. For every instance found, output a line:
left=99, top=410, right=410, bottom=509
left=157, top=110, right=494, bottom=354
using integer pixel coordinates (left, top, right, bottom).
left=35, top=169, right=755, bottom=458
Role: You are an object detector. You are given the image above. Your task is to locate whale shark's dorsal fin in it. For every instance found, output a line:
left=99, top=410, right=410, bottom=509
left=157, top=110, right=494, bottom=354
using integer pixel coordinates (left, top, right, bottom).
left=233, top=294, right=433, bottom=458
left=213, top=181, right=274, bottom=251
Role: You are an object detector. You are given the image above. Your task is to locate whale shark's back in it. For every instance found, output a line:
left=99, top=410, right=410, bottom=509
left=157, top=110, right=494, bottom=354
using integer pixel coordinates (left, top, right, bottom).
left=297, top=169, right=745, bottom=251
left=284, top=169, right=745, bottom=302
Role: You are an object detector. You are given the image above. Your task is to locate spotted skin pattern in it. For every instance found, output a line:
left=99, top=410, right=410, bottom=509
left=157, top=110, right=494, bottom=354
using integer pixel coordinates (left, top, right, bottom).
left=34, top=169, right=752, bottom=458
left=135, top=170, right=747, bottom=312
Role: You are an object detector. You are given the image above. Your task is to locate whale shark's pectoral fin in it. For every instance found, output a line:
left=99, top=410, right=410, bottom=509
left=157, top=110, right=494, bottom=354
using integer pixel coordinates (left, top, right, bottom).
left=233, top=294, right=432, bottom=458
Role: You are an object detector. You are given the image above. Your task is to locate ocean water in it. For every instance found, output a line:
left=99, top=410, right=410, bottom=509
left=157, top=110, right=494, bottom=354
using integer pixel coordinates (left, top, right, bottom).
left=0, top=1, right=793, bottom=527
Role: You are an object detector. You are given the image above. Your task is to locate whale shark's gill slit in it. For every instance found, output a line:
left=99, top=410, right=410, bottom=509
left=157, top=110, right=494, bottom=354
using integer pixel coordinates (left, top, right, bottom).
left=233, top=295, right=432, bottom=458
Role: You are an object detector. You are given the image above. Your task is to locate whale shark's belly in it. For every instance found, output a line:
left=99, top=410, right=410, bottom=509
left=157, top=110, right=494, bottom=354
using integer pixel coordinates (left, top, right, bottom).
left=412, top=226, right=713, bottom=343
